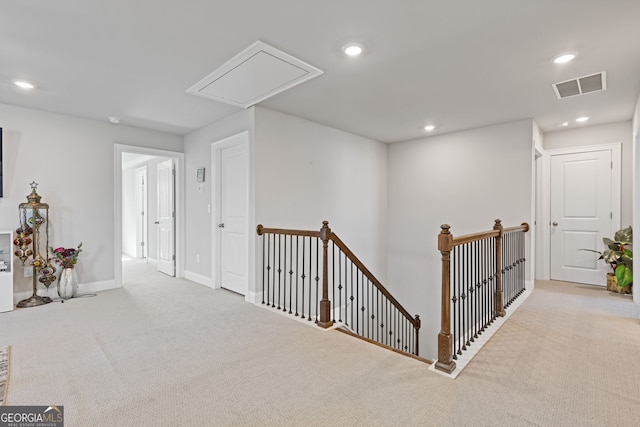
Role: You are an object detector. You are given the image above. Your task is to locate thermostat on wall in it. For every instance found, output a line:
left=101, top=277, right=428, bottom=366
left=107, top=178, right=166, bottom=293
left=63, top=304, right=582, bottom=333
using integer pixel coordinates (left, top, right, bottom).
left=196, top=167, right=205, bottom=182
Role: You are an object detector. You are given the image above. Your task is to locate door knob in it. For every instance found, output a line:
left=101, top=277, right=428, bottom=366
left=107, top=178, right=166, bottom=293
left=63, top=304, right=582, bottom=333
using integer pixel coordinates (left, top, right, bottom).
left=154, top=221, right=160, bottom=224
left=552, top=222, right=558, bottom=226
left=218, top=223, right=225, bottom=228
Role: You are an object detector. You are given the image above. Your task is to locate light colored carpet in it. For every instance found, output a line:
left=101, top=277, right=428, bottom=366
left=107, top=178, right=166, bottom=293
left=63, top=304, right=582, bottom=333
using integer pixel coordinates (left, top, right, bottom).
left=0, top=346, right=9, bottom=405
left=1, top=263, right=639, bottom=426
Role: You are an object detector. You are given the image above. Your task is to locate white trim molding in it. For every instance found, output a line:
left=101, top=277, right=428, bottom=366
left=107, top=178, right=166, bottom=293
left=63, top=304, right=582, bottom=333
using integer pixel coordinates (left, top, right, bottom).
left=184, top=270, right=213, bottom=288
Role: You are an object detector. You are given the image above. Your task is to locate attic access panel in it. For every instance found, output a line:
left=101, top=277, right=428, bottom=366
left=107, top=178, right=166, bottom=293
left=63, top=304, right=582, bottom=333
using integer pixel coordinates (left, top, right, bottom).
left=187, top=41, right=323, bottom=108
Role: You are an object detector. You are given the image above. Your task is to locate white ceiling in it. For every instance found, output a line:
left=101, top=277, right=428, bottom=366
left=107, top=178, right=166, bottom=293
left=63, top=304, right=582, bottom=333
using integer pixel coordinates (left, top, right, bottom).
left=2, top=1, right=640, bottom=143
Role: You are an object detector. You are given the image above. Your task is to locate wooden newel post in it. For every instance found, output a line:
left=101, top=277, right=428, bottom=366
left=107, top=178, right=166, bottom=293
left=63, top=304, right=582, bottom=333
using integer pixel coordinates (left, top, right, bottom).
left=494, top=219, right=505, bottom=317
left=318, top=221, right=334, bottom=328
left=435, top=224, right=456, bottom=374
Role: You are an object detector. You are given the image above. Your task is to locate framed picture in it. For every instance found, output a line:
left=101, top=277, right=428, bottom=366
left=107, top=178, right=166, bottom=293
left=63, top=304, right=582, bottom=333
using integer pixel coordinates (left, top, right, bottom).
left=196, top=167, right=205, bottom=183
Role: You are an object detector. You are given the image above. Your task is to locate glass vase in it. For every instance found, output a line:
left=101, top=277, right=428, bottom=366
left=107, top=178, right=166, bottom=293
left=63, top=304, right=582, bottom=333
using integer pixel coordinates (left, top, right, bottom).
left=57, top=268, right=78, bottom=300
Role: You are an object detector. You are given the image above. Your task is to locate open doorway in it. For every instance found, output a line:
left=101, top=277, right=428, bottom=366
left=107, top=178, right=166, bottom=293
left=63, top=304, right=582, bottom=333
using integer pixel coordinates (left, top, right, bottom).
left=115, top=145, right=184, bottom=287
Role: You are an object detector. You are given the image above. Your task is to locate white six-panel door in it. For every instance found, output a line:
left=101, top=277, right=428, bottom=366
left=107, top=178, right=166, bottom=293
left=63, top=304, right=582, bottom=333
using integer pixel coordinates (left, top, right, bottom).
left=549, top=150, right=613, bottom=285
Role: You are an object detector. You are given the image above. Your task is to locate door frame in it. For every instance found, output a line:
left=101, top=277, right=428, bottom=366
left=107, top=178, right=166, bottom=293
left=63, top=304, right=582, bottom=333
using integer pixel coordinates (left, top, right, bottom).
left=114, top=144, right=184, bottom=287
left=540, top=143, right=621, bottom=280
left=211, top=131, right=254, bottom=300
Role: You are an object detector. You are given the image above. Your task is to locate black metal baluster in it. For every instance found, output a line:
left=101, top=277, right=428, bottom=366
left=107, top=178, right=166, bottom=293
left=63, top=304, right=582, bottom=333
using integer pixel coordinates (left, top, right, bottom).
left=392, top=307, right=396, bottom=349
left=362, top=273, right=366, bottom=338
left=376, top=288, right=380, bottom=343
left=383, top=298, right=387, bottom=346
left=480, top=239, right=484, bottom=334
left=288, top=235, right=293, bottom=314
left=471, top=240, right=477, bottom=341
left=272, top=233, right=277, bottom=307
left=462, top=243, right=467, bottom=349
left=462, top=243, right=468, bottom=350
left=491, top=236, right=496, bottom=322
left=369, top=279, right=374, bottom=341
left=338, top=249, right=343, bottom=323
left=261, top=234, right=266, bottom=304
left=295, top=236, right=299, bottom=316
left=520, top=231, right=525, bottom=294
left=473, top=241, right=482, bottom=338
left=350, top=260, right=354, bottom=329
left=276, top=234, right=281, bottom=310
left=301, top=236, right=306, bottom=319
left=282, top=235, right=287, bottom=311
left=314, top=237, right=319, bottom=322
left=266, top=234, right=271, bottom=306
left=507, top=232, right=511, bottom=302
left=355, top=266, right=360, bottom=334
left=453, top=245, right=460, bottom=358
left=387, top=299, right=391, bottom=347
left=332, top=242, right=336, bottom=323
left=482, top=237, right=487, bottom=332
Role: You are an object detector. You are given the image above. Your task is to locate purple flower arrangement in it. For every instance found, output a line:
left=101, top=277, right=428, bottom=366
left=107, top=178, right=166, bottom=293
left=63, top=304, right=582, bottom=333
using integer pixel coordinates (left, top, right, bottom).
left=50, top=243, right=83, bottom=269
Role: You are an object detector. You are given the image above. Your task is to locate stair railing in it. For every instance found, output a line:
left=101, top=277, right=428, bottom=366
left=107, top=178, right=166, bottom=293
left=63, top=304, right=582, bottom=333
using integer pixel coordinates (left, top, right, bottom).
left=257, top=221, right=421, bottom=356
left=435, top=219, right=529, bottom=374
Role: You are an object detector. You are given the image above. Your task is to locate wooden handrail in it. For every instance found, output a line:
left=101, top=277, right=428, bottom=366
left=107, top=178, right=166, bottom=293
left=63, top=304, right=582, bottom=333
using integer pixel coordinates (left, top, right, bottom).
left=503, top=223, right=530, bottom=234
left=452, top=230, right=499, bottom=247
left=330, top=232, right=420, bottom=329
left=450, top=223, right=529, bottom=247
left=256, top=224, right=321, bottom=238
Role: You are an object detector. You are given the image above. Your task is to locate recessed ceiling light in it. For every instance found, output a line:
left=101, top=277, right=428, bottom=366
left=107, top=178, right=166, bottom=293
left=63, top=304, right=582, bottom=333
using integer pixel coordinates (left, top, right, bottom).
left=575, top=116, right=589, bottom=123
left=553, top=53, right=577, bottom=64
left=108, top=116, right=121, bottom=124
left=559, top=121, right=569, bottom=127
left=424, top=125, right=435, bottom=132
left=342, top=43, right=365, bottom=57
left=13, top=80, right=35, bottom=89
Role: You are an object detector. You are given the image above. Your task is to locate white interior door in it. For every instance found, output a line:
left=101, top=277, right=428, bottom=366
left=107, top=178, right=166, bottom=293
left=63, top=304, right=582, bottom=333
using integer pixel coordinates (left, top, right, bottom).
left=135, top=166, right=147, bottom=258
left=215, top=135, right=249, bottom=295
left=550, top=150, right=614, bottom=285
left=157, top=159, right=175, bottom=276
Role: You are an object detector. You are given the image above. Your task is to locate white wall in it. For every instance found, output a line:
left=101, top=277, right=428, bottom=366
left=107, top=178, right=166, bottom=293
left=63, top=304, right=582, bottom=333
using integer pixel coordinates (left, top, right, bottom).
left=121, top=166, right=137, bottom=257
left=633, top=96, right=640, bottom=305
left=254, top=107, right=389, bottom=284
left=183, top=108, right=255, bottom=282
left=0, top=103, right=182, bottom=293
left=387, top=119, right=534, bottom=360
left=544, top=121, right=633, bottom=226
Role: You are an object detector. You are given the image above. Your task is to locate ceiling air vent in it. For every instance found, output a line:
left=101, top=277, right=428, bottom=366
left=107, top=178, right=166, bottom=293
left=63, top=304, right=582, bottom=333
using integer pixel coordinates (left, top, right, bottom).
left=552, top=72, right=606, bottom=99
left=187, top=41, right=323, bottom=108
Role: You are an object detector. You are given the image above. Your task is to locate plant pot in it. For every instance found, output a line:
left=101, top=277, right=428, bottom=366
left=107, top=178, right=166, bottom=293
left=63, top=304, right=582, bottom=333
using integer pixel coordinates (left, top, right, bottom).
left=606, top=273, right=632, bottom=295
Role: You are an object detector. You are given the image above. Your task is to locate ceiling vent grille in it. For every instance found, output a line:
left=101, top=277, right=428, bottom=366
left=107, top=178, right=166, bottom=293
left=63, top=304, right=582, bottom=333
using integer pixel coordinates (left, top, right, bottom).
left=552, top=72, right=607, bottom=99
left=187, top=41, right=323, bottom=108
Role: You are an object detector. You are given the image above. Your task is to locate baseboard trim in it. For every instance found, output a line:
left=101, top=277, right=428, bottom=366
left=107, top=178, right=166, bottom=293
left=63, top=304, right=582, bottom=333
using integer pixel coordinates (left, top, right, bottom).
left=246, top=290, right=263, bottom=304
left=184, top=270, right=212, bottom=288
left=13, top=279, right=118, bottom=304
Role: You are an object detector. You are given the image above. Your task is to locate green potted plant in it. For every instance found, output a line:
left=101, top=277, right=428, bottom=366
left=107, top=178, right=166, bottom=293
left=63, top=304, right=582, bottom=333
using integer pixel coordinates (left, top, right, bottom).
left=582, top=226, right=632, bottom=294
